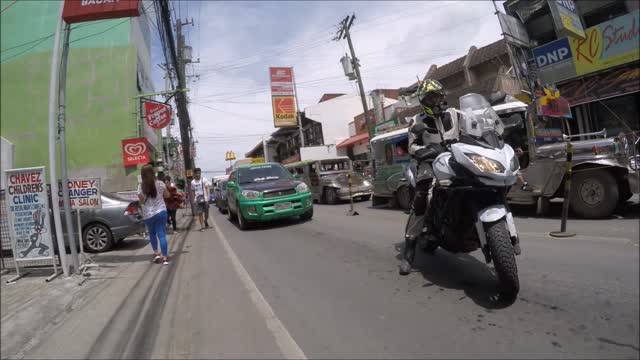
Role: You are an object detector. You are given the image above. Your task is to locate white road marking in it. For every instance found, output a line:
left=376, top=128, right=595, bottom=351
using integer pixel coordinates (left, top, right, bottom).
left=210, top=216, right=307, bottom=360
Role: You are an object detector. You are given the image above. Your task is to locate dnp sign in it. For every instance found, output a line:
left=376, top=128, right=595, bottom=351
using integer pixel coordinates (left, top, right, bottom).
left=533, top=37, right=574, bottom=68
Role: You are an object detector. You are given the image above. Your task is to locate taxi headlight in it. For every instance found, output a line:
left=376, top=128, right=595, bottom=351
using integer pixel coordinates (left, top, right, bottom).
left=296, top=183, right=308, bottom=193
left=465, top=153, right=505, bottom=173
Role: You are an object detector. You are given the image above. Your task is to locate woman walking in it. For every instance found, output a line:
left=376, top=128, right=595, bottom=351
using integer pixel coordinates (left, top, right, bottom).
left=138, top=164, right=171, bottom=265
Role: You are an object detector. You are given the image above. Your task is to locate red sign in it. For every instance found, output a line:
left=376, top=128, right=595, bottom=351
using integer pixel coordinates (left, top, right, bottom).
left=62, top=0, right=140, bottom=24
left=143, top=99, right=171, bottom=129
left=121, top=138, right=149, bottom=166
left=269, top=67, right=294, bottom=96
left=271, top=96, right=297, bottom=127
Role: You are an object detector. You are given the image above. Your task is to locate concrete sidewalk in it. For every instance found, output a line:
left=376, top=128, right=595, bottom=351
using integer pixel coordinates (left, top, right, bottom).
left=1, top=210, right=192, bottom=359
left=2, top=209, right=297, bottom=359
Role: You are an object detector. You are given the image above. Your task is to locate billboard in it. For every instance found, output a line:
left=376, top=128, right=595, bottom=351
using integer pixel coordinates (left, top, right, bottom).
left=569, top=10, right=640, bottom=77
left=63, top=0, right=140, bottom=24
left=532, top=37, right=577, bottom=84
left=548, top=0, right=585, bottom=40
left=58, top=178, right=102, bottom=209
left=121, top=137, right=149, bottom=166
left=558, top=65, right=640, bottom=106
left=143, top=99, right=171, bottom=129
left=269, top=67, right=298, bottom=127
left=4, top=167, right=55, bottom=261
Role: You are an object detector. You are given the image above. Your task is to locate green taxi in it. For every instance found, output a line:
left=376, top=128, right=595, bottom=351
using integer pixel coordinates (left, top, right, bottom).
left=225, top=163, right=314, bottom=230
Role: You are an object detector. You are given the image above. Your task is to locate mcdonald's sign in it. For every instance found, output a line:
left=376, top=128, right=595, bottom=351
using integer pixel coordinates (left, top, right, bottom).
left=225, top=150, right=236, bottom=161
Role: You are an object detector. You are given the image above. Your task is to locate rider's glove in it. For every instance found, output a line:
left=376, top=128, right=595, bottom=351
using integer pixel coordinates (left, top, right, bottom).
left=415, top=145, right=444, bottom=162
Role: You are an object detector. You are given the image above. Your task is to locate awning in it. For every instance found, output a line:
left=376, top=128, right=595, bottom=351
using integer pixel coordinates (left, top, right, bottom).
left=336, top=132, right=369, bottom=149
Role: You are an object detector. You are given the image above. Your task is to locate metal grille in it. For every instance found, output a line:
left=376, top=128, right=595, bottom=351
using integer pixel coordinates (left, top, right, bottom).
left=263, top=189, right=296, bottom=199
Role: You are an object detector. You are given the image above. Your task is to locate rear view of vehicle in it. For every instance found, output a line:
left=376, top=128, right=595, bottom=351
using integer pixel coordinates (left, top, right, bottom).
left=226, top=163, right=313, bottom=230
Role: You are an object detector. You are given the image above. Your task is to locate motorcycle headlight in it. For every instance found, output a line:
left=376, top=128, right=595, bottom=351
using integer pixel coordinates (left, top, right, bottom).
left=464, top=153, right=505, bottom=173
left=296, top=183, right=309, bottom=193
left=510, top=155, right=520, bottom=172
left=241, top=190, right=260, bottom=199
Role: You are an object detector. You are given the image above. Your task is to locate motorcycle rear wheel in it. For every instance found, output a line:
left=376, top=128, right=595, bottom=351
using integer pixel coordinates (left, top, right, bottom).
left=486, top=220, right=519, bottom=301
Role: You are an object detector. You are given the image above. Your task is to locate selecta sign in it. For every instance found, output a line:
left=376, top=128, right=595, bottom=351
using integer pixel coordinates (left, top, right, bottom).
left=121, top=137, right=149, bottom=166
left=63, top=0, right=140, bottom=24
left=269, top=67, right=298, bottom=128
left=142, top=99, right=171, bottom=129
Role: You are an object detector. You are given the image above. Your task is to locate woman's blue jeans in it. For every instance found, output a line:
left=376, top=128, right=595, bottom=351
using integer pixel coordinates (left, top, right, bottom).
left=143, top=210, right=168, bottom=257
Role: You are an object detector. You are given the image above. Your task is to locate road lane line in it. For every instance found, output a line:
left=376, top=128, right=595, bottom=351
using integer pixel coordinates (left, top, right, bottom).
left=210, top=216, right=307, bottom=360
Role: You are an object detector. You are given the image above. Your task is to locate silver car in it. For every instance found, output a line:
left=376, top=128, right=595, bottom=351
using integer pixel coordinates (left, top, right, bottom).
left=54, top=193, right=145, bottom=253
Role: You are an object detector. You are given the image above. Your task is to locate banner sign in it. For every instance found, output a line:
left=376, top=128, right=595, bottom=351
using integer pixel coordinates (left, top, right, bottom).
left=269, top=67, right=298, bottom=127
left=569, top=10, right=640, bottom=77
left=4, top=167, right=54, bottom=260
left=142, top=99, right=171, bottom=129
left=121, top=137, right=149, bottom=166
left=558, top=65, right=640, bottom=106
left=63, top=0, right=140, bottom=24
left=533, top=37, right=577, bottom=84
left=548, top=0, right=585, bottom=40
left=271, top=96, right=297, bottom=127
left=536, top=85, right=572, bottom=118
left=58, top=178, right=102, bottom=209
left=534, top=128, right=564, bottom=143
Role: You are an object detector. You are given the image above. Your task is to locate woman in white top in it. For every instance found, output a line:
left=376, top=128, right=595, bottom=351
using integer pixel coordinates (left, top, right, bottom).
left=138, top=164, right=171, bottom=265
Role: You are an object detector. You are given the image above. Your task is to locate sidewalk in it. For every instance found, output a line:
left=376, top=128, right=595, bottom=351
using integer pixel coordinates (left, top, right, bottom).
left=1, top=209, right=292, bottom=359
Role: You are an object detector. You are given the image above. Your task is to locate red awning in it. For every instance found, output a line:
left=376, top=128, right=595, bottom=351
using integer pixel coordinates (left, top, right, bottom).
left=336, top=132, right=369, bottom=149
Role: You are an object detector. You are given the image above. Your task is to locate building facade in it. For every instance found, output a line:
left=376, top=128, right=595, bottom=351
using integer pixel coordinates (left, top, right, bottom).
left=0, top=0, right=156, bottom=192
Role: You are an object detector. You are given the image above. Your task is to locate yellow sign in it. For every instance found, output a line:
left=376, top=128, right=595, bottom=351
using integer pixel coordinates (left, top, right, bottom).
left=514, top=93, right=531, bottom=104
left=271, top=96, right=297, bottom=128
left=251, top=157, right=265, bottom=164
left=569, top=11, right=640, bottom=77
left=225, top=150, right=236, bottom=161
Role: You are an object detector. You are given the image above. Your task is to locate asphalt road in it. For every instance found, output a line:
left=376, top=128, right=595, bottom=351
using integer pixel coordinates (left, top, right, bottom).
left=210, top=199, right=639, bottom=359
left=18, top=200, right=639, bottom=359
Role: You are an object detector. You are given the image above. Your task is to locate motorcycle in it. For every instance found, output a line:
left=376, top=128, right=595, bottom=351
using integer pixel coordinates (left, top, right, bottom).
left=404, top=93, right=522, bottom=300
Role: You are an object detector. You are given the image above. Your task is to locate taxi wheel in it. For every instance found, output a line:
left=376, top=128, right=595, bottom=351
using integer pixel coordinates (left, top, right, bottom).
left=300, top=207, right=314, bottom=221
left=324, top=188, right=338, bottom=205
left=237, top=210, right=251, bottom=230
left=227, top=204, right=237, bottom=222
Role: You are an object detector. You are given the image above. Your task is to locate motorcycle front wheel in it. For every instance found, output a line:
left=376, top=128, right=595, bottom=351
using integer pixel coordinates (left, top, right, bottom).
left=486, top=220, right=519, bottom=301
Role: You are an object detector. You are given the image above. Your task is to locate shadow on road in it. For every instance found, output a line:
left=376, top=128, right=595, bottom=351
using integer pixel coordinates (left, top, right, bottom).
left=394, top=242, right=516, bottom=310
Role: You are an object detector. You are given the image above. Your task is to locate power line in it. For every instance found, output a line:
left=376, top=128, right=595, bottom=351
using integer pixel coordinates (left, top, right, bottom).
left=0, top=0, right=17, bottom=14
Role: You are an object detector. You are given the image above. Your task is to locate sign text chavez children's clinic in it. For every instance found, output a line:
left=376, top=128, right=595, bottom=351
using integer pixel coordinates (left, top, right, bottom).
left=7, top=171, right=45, bottom=205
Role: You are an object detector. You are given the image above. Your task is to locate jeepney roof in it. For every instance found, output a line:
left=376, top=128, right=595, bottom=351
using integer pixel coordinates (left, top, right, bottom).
left=236, top=162, right=281, bottom=169
left=370, top=127, right=408, bottom=143
left=285, top=157, right=351, bottom=168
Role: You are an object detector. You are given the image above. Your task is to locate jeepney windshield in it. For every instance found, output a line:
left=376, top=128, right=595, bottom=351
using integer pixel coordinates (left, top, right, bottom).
left=459, top=93, right=505, bottom=148
left=320, top=160, right=350, bottom=172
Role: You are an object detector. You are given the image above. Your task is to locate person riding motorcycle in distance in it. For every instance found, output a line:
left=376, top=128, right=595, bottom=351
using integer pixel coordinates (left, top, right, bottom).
left=399, top=78, right=454, bottom=275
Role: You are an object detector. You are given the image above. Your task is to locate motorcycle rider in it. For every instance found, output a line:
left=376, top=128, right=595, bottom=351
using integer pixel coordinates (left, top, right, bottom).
left=399, top=79, right=452, bottom=275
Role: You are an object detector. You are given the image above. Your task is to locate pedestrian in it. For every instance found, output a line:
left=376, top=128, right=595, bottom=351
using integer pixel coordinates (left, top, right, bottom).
left=163, top=175, right=183, bottom=234
left=138, top=164, right=171, bottom=265
left=191, top=168, right=211, bottom=231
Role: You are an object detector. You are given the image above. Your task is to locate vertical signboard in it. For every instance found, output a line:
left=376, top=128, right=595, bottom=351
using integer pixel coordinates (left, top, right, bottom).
left=269, top=67, right=298, bottom=127
left=4, top=167, right=55, bottom=261
left=121, top=137, right=150, bottom=166
left=548, top=0, right=585, bottom=40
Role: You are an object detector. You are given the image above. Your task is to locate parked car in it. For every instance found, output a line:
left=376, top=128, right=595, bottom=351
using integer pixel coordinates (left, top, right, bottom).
left=54, top=193, right=145, bottom=253
left=215, top=179, right=229, bottom=214
left=285, top=157, right=373, bottom=204
left=226, top=163, right=313, bottom=230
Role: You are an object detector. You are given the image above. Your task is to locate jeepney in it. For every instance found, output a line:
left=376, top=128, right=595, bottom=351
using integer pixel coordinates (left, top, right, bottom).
left=496, top=100, right=639, bottom=218
left=369, top=128, right=413, bottom=210
left=284, top=157, right=373, bottom=204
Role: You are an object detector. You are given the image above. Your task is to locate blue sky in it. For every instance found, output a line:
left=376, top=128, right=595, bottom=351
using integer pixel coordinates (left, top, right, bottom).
left=150, top=1, right=505, bottom=175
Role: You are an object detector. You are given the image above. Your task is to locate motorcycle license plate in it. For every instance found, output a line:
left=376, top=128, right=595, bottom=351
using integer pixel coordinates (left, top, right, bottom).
left=274, top=202, right=292, bottom=211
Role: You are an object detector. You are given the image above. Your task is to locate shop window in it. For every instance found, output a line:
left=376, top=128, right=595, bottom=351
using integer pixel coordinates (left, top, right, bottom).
left=581, top=1, right=628, bottom=28
left=595, top=93, right=640, bottom=137
left=396, top=139, right=408, bottom=157
left=385, top=144, right=393, bottom=165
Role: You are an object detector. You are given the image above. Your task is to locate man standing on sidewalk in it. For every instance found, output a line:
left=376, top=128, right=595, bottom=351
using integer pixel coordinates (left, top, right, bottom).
left=191, top=168, right=211, bottom=231
left=164, top=176, right=183, bottom=234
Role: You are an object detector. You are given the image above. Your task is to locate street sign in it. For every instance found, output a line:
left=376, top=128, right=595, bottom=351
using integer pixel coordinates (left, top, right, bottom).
left=548, top=0, right=585, bottom=40
left=3, top=167, right=55, bottom=262
left=121, top=138, right=150, bottom=167
left=62, top=0, right=140, bottom=24
left=142, top=99, right=171, bottom=129
left=269, top=67, right=298, bottom=128
left=58, top=178, right=102, bottom=209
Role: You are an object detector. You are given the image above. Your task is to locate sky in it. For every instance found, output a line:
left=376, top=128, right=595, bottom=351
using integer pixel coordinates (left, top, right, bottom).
left=150, top=0, right=506, bottom=176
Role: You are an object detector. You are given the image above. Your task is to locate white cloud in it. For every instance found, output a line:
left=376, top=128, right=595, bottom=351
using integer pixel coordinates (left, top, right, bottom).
left=157, top=1, right=505, bottom=174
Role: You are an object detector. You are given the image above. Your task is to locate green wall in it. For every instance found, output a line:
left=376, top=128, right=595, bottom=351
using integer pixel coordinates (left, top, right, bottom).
left=1, top=1, right=150, bottom=191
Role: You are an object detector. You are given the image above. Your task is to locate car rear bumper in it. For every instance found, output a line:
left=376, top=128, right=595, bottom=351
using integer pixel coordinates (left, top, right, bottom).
left=239, top=193, right=313, bottom=221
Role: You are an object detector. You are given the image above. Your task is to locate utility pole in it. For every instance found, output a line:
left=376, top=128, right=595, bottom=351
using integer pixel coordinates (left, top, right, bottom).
left=176, top=19, right=194, bottom=175
left=291, top=68, right=305, bottom=148
left=334, top=14, right=372, bottom=139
